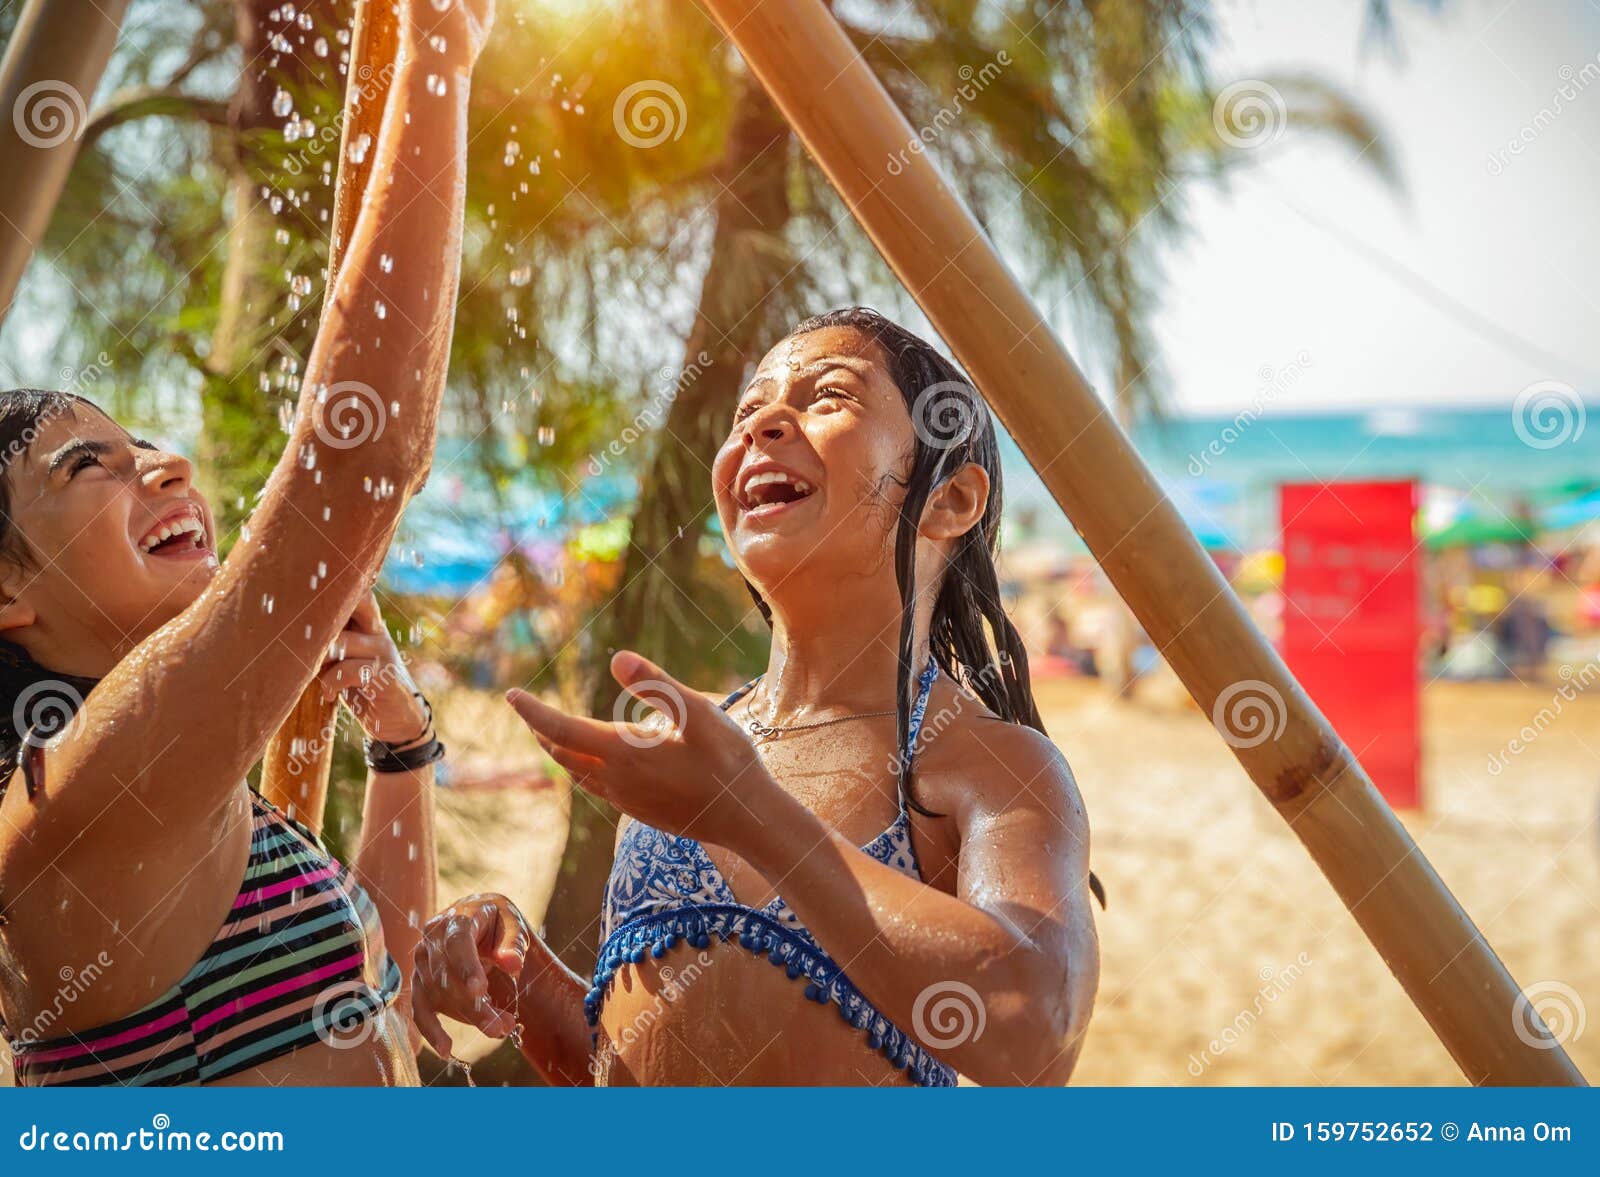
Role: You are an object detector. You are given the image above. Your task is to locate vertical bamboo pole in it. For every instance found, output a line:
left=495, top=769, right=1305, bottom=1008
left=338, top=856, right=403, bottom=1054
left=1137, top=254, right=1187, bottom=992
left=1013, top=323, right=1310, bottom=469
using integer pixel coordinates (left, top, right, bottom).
left=258, top=0, right=399, bottom=834
left=697, top=0, right=1585, bottom=1085
left=0, top=0, right=131, bottom=319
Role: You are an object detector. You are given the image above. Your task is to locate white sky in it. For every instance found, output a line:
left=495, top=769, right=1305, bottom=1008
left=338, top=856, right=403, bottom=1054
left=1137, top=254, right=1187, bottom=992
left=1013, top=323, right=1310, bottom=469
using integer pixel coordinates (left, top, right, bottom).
left=1150, top=0, right=1600, bottom=413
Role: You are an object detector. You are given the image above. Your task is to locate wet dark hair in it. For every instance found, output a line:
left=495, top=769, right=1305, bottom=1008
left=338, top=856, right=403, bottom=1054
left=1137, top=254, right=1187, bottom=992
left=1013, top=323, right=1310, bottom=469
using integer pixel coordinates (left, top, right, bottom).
left=748, top=308, right=1102, bottom=904
left=0, top=389, right=101, bottom=793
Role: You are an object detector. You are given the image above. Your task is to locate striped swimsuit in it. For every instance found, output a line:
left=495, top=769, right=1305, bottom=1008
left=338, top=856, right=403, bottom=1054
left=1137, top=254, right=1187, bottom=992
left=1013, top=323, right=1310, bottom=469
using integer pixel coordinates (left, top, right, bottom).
left=1, top=793, right=401, bottom=1086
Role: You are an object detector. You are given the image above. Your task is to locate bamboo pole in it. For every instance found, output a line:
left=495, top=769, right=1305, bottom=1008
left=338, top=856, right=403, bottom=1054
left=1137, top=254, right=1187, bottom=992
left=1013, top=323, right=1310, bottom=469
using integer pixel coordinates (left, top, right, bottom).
left=258, top=0, right=399, bottom=834
left=697, top=0, right=1586, bottom=1086
left=0, top=0, right=131, bottom=319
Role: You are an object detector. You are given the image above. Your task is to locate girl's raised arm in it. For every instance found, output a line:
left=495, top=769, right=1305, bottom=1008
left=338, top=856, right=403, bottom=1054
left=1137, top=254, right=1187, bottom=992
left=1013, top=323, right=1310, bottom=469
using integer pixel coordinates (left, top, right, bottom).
left=37, top=0, right=493, bottom=825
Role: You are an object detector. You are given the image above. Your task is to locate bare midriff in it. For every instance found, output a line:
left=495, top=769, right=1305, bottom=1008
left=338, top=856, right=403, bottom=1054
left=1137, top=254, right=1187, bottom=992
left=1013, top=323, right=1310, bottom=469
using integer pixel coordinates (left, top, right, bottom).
left=595, top=946, right=911, bottom=1086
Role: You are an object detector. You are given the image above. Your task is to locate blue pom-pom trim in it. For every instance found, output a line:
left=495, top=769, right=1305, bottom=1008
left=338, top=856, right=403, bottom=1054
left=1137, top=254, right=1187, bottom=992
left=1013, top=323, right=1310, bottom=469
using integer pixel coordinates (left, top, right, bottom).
left=587, top=906, right=956, bottom=1088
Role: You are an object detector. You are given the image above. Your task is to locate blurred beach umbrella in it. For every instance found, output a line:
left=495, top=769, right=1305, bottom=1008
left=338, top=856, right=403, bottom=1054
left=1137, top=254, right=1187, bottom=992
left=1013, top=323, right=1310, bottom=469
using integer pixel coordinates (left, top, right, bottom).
left=1541, top=488, right=1600, bottom=533
left=1424, top=513, right=1537, bottom=550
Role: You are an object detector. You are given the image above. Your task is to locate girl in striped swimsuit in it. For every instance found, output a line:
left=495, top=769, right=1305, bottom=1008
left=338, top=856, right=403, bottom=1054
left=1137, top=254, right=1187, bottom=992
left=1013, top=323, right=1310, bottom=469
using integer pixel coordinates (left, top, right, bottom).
left=0, top=0, right=494, bottom=1087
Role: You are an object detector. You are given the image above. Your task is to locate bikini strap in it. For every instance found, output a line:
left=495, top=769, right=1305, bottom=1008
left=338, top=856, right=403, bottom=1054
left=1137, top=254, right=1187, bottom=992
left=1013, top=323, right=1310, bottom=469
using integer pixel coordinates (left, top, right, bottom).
left=719, top=677, right=761, bottom=712
left=899, top=656, right=940, bottom=774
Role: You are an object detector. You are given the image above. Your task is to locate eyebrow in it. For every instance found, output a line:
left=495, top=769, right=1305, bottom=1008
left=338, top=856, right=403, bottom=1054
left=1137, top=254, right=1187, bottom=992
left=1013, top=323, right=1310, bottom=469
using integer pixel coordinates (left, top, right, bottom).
left=46, top=439, right=113, bottom=477
left=741, top=358, right=873, bottom=397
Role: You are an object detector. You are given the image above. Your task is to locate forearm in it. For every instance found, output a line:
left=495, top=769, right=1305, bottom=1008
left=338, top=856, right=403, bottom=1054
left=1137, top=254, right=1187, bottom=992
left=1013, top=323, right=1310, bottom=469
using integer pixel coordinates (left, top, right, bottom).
left=74, top=58, right=475, bottom=801
left=740, top=788, right=1079, bottom=1084
left=511, top=942, right=595, bottom=1086
left=353, top=765, right=437, bottom=1040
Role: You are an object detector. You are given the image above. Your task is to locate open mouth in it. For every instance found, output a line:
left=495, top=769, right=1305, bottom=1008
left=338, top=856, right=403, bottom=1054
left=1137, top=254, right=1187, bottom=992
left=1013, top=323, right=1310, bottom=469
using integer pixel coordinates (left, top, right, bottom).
left=136, top=505, right=210, bottom=560
left=738, top=465, right=817, bottom=519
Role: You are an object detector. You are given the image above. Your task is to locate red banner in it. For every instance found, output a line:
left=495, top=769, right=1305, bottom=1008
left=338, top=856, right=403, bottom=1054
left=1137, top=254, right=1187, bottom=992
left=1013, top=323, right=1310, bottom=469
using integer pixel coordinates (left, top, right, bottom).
left=1280, top=480, right=1422, bottom=809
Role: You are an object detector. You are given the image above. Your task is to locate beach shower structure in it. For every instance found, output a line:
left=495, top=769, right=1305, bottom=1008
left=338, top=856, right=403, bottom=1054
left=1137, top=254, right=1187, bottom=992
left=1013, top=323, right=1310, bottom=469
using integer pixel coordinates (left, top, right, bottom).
left=0, top=0, right=1584, bottom=1086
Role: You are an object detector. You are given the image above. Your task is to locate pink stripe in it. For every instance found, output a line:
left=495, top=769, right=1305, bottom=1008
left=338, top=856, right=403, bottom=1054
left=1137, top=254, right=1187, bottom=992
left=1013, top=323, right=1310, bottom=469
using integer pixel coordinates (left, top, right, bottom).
left=233, top=865, right=336, bottom=910
left=20, top=1004, right=189, bottom=1064
left=190, top=951, right=363, bottom=1034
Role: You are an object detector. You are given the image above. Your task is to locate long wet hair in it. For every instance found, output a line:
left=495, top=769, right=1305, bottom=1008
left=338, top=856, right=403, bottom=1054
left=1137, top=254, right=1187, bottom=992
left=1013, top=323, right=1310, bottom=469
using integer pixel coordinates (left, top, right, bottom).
left=744, top=309, right=1103, bottom=904
left=0, top=389, right=102, bottom=794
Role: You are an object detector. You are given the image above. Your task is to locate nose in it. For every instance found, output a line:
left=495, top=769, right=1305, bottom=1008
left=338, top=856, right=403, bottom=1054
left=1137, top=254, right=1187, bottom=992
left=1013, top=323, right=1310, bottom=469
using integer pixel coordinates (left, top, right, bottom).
left=137, top=447, right=194, bottom=494
left=742, top=403, right=795, bottom=447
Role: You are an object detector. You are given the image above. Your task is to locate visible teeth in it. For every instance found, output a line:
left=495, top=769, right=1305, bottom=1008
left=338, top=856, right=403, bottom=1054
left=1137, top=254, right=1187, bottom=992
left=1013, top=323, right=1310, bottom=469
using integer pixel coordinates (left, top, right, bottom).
left=140, top=510, right=203, bottom=552
left=742, top=470, right=812, bottom=499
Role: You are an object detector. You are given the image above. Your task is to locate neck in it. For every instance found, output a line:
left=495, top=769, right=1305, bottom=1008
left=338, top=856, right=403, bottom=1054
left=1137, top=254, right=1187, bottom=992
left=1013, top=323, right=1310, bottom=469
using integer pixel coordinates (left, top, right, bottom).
left=754, top=579, right=933, bottom=719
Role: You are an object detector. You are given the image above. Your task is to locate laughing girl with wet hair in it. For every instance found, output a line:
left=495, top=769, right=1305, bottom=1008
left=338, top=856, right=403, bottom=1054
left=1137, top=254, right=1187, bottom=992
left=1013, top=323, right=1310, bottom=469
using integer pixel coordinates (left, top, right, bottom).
left=0, top=0, right=494, bottom=1086
left=415, top=307, right=1101, bottom=1087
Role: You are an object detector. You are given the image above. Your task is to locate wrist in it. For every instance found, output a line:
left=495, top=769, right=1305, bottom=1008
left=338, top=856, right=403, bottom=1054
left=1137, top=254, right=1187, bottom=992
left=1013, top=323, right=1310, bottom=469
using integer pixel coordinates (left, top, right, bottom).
left=737, top=775, right=819, bottom=882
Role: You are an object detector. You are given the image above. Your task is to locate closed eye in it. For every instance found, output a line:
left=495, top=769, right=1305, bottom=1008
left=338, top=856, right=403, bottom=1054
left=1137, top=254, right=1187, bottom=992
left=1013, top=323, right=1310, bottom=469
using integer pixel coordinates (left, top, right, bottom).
left=50, top=441, right=111, bottom=480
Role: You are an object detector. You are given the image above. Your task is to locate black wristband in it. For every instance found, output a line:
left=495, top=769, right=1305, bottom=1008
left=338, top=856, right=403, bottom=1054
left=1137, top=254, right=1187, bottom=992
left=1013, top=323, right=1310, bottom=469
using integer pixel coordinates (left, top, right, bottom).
left=364, top=733, right=446, bottom=774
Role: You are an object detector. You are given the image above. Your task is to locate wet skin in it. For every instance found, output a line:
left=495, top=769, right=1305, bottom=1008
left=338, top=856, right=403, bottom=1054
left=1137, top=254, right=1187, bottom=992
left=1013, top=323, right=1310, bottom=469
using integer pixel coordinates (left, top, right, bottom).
left=0, top=0, right=494, bottom=1086
left=415, top=325, right=1100, bottom=1086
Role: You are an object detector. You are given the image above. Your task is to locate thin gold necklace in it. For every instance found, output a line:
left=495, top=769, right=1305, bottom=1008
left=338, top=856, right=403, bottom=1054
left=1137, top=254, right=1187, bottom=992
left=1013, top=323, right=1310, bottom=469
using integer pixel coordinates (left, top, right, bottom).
left=739, top=693, right=896, bottom=742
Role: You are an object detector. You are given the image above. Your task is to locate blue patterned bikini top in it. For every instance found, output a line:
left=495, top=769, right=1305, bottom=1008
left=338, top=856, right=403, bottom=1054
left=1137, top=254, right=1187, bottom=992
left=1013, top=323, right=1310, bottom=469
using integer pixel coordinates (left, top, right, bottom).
left=589, top=658, right=956, bottom=1087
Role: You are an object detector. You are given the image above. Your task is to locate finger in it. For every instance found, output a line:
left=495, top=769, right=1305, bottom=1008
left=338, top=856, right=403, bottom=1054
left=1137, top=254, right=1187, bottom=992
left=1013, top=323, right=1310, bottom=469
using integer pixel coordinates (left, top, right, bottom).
left=443, top=914, right=493, bottom=996
left=504, top=688, right=617, bottom=757
left=491, top=905, right=530, bottom=977
left=539, top=738, right=608, bottom=795
left=318, top=658, right=384, bottom=703
left=347, top=591, right=383, bottom=634
left=409, top=951, right=455, bottom=1058
left=610, top=650, right=701, bottom=731
left=327, top=631, right=390, bottom=662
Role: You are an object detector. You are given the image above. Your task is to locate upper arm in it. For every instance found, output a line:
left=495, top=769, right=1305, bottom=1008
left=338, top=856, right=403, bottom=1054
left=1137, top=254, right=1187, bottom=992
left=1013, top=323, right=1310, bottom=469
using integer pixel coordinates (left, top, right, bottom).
left=951, top=724, right=1099, bottom=1022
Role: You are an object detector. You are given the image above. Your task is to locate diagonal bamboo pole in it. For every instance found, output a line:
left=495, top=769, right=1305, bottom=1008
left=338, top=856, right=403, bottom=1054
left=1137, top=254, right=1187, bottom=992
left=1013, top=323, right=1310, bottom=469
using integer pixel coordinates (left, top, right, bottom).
left=259, top=0, right=399, bottom=834
left=0, top=0, right=131, bottom=319
left=697, top=0, right=1585, bottom=1086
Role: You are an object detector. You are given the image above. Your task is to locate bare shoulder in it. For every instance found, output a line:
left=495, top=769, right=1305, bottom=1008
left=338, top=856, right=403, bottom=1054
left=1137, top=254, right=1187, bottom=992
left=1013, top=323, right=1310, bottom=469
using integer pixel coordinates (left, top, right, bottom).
left=917, top=694, right=1085, bottom=830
